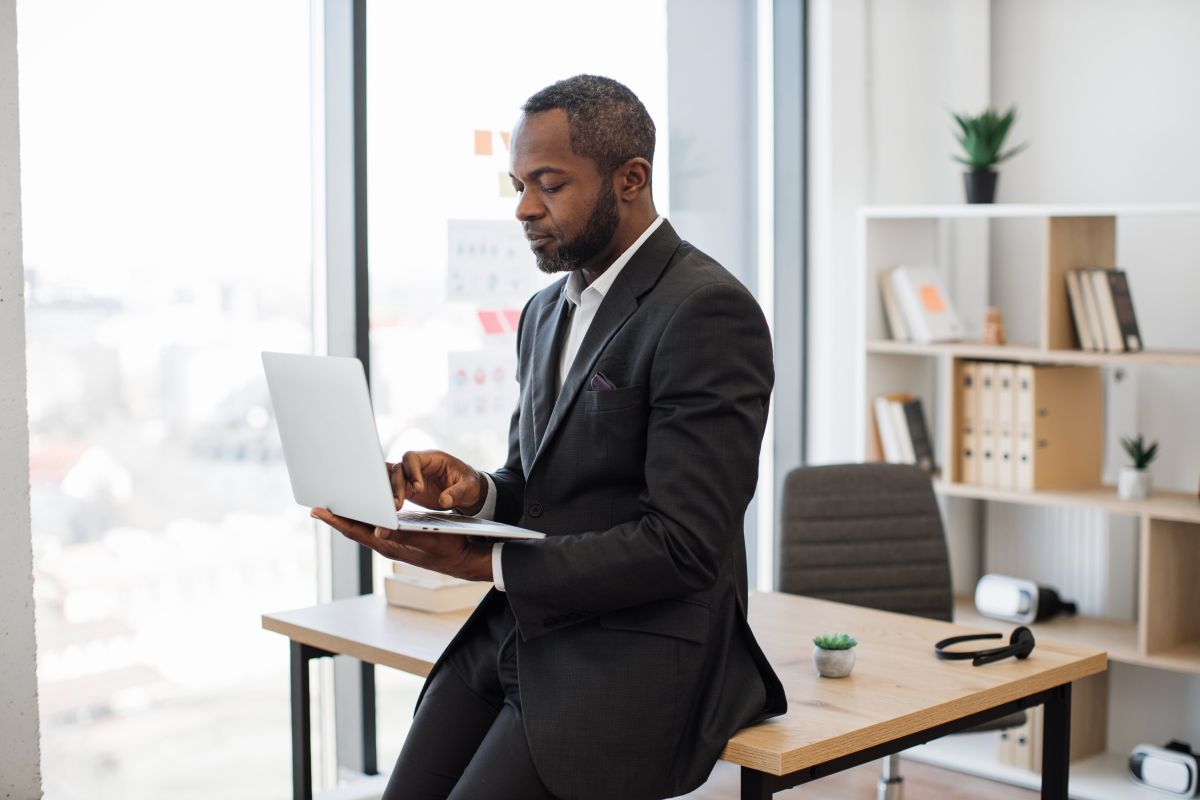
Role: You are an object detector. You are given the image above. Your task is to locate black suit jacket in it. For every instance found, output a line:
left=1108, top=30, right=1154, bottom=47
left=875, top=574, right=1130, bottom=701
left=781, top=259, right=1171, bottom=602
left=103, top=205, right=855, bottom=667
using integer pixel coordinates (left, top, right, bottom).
left=418, top=220, right=786, bottom=799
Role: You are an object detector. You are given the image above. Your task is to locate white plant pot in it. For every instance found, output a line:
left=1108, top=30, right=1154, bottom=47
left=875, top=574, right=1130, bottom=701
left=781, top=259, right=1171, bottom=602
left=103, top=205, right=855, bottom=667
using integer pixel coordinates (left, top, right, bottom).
left=813, top=646, right=856, bottom=678
left=1118, top=467, right=1152, bottom=501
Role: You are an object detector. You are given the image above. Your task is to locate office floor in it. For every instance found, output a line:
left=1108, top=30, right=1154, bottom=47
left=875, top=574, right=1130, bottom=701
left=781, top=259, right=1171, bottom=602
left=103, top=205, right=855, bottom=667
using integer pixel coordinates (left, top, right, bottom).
left=677, top=759, right=1037, bottom=799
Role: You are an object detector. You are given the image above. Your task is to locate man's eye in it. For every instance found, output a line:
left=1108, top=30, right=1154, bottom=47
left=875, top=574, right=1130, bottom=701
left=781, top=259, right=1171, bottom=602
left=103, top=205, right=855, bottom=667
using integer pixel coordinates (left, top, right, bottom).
left=543, top=184, right=562, bottom=194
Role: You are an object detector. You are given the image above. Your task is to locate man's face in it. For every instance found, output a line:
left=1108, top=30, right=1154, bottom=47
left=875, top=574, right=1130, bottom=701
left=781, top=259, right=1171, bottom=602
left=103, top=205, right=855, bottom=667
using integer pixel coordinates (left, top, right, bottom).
left=508, top=110, right=619, bottom=274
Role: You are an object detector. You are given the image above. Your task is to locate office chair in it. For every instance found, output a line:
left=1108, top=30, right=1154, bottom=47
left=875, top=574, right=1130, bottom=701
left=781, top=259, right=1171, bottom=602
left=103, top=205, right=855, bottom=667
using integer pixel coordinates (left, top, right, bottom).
left=777, top=462, right=1027, bottom=800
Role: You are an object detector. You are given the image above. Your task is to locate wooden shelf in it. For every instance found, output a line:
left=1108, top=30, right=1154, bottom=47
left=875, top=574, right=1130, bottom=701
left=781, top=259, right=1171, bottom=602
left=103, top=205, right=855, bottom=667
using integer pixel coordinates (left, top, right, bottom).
left=953, top=597, right=1200, bottom=677
left=904, top=735, right=1168, bottom=800
left=933, top=481, right=1200, bottom=524
left=866, top=339, right=1200, bottom=368
left=860, top=202, right=1200, bottom=220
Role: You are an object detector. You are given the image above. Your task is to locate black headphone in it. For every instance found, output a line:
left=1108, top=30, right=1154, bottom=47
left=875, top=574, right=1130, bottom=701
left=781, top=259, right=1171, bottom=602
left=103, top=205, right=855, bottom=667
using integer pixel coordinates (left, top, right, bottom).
left=934, top=627, right=1036, bottom=666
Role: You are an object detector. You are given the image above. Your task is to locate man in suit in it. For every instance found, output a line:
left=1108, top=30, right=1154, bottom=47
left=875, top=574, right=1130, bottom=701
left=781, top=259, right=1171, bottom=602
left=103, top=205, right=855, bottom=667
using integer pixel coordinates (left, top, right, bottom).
left=313, top=75, right=786, bottom=800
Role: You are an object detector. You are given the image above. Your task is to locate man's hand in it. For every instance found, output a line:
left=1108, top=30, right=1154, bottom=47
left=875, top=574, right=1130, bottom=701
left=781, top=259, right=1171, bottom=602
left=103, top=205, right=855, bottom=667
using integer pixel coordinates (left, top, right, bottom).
left=310, top=507, right=494, bottom=582
left=388, top=450, right=488, bottom=517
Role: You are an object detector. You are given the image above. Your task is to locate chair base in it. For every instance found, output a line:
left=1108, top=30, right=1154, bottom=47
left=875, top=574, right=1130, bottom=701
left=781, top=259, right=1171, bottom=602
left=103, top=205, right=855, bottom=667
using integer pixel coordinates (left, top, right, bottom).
left=877, top=754, right=904, bottom=800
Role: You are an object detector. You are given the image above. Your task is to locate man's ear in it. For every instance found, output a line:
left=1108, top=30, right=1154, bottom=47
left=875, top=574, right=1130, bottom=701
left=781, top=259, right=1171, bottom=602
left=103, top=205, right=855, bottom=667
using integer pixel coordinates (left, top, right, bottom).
left=615, top=157, right=652, bottom=201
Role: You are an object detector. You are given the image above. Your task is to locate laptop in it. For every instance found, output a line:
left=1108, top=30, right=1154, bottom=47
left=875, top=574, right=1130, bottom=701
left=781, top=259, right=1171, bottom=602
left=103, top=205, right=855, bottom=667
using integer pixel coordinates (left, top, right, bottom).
left=261, top=352, right=544, bottom=540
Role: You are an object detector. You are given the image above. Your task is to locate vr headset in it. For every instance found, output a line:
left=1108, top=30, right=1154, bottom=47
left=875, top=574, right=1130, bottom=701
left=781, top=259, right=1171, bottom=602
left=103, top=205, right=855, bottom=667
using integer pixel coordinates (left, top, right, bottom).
left=974, top=574, right=1077, bottom=625
left=1130, top=741, right=1199, bottom=797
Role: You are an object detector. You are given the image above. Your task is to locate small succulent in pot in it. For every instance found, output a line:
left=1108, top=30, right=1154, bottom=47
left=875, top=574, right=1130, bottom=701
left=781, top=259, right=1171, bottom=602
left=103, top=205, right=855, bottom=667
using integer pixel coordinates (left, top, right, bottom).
left=951, top=105, right=1028, bottom=203
left=812, top=632, right=858, bottom=678
left=1118, top=434, right=1159, bottom=500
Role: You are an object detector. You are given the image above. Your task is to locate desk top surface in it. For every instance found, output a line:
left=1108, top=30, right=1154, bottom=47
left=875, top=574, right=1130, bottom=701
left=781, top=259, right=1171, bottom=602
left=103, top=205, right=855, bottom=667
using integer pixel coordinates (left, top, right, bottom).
left=263, top=591, right=1106, bottom=776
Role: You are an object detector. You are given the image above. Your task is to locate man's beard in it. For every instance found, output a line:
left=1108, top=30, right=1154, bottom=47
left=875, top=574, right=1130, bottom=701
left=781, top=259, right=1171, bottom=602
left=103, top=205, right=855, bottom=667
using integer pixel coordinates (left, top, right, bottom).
left=534, top=181, right=619, bottom=274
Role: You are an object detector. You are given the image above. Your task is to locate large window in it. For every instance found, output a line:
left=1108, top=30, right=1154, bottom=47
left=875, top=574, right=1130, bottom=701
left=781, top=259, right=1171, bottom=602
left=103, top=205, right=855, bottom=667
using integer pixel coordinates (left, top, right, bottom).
left=363, top=0, right=670, bottom=764
left=19, top=1, right=316, bottom=796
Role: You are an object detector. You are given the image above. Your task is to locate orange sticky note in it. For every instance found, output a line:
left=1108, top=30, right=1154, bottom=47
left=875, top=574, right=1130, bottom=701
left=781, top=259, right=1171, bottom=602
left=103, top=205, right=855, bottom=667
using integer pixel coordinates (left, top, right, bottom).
left=499, top=131, right=511, bottom=150
left=919, top=283, right=945, bottom=312
left=474, top=130, right=492, bottom=156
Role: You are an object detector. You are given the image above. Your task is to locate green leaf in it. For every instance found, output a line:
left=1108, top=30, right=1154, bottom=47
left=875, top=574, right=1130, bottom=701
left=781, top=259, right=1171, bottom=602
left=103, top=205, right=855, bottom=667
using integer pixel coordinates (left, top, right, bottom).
left=950, top=104, right=1027, bottom=169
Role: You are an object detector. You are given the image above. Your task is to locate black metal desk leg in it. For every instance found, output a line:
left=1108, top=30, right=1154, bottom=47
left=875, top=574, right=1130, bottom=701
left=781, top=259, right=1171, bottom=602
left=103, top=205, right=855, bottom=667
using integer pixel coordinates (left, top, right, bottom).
left=741, top=767, right=773, bottom=800
left=1041, top=682, right=1072, bottom=799
left=291, top=641, right=315, bottom=800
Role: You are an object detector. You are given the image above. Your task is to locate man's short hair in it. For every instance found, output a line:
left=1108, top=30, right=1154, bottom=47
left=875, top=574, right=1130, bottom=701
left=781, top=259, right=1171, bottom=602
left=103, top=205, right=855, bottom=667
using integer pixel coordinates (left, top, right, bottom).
left=522, top=75, right=655, bottom=178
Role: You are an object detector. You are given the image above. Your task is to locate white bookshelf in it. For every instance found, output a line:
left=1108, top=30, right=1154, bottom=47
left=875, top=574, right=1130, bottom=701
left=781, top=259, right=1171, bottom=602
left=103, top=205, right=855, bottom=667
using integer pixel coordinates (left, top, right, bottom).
left=856, top=202, right=1200, bottom=798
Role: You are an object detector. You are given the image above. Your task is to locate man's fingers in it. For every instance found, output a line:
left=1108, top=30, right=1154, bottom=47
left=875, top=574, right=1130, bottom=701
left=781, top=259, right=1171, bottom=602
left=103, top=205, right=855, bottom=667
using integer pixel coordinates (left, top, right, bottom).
left=311, top=508, right=374, bottom=542
left=401, top=451, right=426, bottom=497
left=440, top=475, right=476, bottom=510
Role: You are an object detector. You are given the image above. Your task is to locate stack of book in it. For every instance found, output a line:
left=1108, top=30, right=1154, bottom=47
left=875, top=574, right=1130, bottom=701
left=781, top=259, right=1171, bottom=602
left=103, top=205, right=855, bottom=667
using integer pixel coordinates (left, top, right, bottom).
left=956, top=361, right=1102, bottom=491
left=1064, top=268, right=1143, bottom=353
left=385, top=562, right=491, bottom=613
left=873, top=394, right=937, bottom=475
left=879, top=265, right=964, bottom=344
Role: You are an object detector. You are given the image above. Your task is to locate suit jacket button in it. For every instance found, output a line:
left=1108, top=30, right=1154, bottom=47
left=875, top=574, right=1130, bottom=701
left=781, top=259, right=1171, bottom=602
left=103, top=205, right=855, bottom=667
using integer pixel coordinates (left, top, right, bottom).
left=528, top=503, right=544, bottom=518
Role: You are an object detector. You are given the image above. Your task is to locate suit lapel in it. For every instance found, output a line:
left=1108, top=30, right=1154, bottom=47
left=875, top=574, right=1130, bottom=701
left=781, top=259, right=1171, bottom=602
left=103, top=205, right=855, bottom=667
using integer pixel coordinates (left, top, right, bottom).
left=529, top=220, right=683, bottom=471
left=531, top=294, right=572, bottom=451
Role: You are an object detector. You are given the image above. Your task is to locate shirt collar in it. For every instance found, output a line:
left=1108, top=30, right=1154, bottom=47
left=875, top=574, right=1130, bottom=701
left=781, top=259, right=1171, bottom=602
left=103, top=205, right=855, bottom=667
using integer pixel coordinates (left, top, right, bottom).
left=562, top=215, right=665, bottom=307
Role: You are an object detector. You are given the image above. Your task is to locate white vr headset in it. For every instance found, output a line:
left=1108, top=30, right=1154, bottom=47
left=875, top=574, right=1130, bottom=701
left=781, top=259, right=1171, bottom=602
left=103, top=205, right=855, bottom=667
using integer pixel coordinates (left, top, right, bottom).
left=973, top=574, right=1077, bottom=625
left=1130, top=742, right=1199, bottom=797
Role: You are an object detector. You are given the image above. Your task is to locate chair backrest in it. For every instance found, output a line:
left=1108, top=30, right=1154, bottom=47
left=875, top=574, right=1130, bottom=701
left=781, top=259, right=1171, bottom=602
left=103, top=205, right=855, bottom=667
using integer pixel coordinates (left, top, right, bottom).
left=776, top=463, right=954, bottom=622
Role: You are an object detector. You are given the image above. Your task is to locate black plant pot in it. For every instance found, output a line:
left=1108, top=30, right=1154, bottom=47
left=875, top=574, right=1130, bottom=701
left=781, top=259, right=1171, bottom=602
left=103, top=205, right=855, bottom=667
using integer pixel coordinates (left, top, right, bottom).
left=964, top=169, right=998, bottom=204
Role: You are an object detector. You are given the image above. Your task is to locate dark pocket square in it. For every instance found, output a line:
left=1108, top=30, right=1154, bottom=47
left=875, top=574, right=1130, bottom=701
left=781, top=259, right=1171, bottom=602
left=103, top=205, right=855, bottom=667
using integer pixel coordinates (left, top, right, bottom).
left=589, top=371, right=618, bottom=391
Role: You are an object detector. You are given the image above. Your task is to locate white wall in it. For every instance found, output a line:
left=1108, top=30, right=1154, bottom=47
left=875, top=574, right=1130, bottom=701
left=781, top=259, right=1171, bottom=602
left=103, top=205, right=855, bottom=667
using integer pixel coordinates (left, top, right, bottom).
left=0, top=0, right=42, bottom=796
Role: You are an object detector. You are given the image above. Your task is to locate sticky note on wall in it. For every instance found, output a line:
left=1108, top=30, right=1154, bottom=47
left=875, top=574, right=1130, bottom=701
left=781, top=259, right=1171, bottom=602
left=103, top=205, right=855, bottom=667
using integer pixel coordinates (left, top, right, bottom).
left=474, top=130, right=492, bottom=156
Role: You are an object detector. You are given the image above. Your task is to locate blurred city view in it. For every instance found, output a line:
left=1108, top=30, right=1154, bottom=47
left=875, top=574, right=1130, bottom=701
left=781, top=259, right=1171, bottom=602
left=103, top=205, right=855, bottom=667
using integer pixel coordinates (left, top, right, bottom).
left=19, top=0, right=667, bottom=796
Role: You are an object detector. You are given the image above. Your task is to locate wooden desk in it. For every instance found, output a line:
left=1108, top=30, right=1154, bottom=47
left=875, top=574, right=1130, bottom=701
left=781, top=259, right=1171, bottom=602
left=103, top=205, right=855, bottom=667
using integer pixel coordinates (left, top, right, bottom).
left=263, top=592, right=1106, bottom=800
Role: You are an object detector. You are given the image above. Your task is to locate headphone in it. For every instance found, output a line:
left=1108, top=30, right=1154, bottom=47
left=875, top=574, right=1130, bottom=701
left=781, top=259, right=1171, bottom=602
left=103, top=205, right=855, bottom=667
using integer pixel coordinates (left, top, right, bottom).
left=934, top=627, right=1036, bottom=666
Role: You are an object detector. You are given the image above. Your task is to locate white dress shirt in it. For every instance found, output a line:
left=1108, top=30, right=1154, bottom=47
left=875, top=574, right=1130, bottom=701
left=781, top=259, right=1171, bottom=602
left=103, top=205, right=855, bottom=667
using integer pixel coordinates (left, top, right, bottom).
left=479, top=216, right=665, bottom=591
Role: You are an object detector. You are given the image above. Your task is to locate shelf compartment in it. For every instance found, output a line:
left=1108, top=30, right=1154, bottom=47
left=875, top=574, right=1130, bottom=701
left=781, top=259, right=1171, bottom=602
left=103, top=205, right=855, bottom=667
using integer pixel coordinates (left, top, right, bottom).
left=866, top=339, right=1200, bottom=368
left=1139, top=517, right=1200, bottom=659
left=904, top=737, right=1171, bottom=800
left=954, top=597, right=1200, bottom=677
left=934, top=480, right=1200, bottom=525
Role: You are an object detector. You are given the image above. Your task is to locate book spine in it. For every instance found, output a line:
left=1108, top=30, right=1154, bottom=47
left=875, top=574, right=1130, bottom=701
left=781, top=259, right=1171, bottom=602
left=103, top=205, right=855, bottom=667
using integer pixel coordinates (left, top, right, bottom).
left=1089, top=268, right=1125, bottom=353
left=875, top=396, right=903, bottom=463
left=978, top=363, right=998, bottom=487
left=995, top=363, right=1016, bottom=490
left=890, top=399, right=917, bottom=464
left=902, top=398, right=937, bottom=475
left=1064, top=270, right=1095, bottom=352
left=1078, top=268, right=1107, bottom=353
left=879, top=268, right=910, bottom=341
left=1106, top=269, right=1143, bottom=352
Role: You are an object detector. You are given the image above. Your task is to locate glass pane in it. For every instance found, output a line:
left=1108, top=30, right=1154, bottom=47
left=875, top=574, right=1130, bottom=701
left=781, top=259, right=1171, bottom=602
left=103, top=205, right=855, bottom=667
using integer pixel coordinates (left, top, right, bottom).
left=366, top=0, right=669, bottom=763
left=18, top=1, right=316, bottom=797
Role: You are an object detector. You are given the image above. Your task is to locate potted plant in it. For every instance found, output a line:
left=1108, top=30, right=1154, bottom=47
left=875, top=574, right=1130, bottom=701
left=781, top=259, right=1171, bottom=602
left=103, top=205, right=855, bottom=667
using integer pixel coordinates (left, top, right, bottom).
left=812, top=632, right=858, bottom=678
left=951, top=105, right=1028, bottom=203
left=1119, top=434, right=1159, bottom=500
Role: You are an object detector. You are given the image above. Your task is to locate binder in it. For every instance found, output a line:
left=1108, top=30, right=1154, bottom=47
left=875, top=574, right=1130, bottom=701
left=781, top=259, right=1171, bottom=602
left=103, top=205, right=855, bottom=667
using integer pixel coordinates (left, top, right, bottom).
left=1015, top=364, right=1035, bottom=491
left=1014, top=365, right=1103, bottom=490
left=995, top=363, right=1016, bottom=490
left=977, top=363, right=997, bottom=487
left=958, top=361, right=980, bottom=484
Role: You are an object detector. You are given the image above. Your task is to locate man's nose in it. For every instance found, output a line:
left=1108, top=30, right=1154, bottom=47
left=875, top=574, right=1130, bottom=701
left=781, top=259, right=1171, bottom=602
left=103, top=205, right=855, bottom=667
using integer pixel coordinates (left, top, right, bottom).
left=515, top=190, right=543, bottom=222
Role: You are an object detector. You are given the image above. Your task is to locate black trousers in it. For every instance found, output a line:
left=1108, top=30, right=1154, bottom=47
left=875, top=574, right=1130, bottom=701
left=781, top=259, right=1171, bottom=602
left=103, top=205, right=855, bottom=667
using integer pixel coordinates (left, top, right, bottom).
left=382, top=600, right=558, bottom=800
